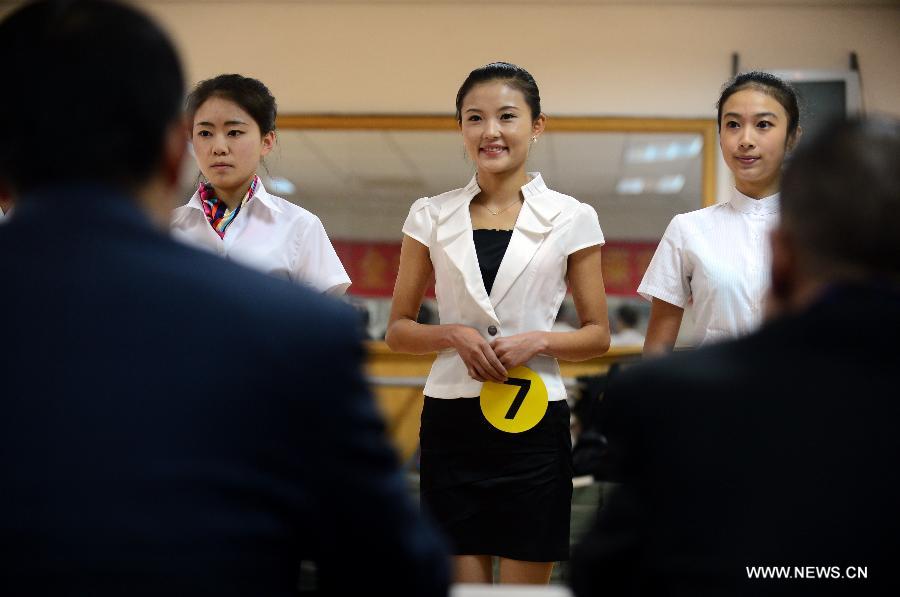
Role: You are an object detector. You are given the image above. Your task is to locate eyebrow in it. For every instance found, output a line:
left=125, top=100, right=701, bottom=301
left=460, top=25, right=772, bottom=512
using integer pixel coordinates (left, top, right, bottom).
left=723, top=111, right=780, bottom=120
left=194, top=120, right=249, bottom=128
left=464, top=105, right=522, bottom=113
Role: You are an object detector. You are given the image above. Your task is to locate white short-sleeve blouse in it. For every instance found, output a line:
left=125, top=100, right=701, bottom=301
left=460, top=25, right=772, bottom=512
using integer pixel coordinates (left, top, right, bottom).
left=638, top=187, right=779, bottom=345
left=171, top=180, right=351, bottom=295
left=403, top=173, right=604, bottom=401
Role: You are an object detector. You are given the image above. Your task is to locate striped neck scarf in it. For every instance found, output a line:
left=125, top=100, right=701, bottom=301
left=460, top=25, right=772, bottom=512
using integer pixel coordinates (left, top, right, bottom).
left=198, top=175, right=259, bottom=238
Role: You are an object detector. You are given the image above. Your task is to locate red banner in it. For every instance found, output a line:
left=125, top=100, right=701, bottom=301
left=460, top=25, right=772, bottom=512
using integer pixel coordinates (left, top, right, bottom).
left=332, top=239, right=657, bottom=298
left=599, top=241, right=659, bottom=297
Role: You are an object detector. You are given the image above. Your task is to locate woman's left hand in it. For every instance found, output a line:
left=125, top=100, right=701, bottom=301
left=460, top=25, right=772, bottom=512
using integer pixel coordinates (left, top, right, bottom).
left=490, top=332, right=548, bottom=370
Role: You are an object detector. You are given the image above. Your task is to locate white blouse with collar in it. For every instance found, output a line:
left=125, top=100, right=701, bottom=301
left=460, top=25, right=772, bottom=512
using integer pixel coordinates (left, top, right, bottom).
left=403, top=173, right=605, bottom=401
left=171, top=180, right=350, bottom=295
left=638, top=187, right=780, bottom=346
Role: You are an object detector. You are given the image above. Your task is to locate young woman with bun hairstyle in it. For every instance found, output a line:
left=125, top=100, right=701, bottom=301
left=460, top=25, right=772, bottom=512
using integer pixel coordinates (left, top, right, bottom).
left=172, top=74, right=350, bottom=295
left=387, top=62, right=610, bottom=584
left=640, top=71, right=801, bottom=353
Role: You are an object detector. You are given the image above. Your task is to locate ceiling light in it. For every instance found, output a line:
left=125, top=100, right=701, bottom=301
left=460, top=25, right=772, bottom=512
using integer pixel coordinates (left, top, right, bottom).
left=625, top=138, right=702, bottom=164
left=616, top=178, right=645, bottom=194
left=655, top=174, right=685, bottom=194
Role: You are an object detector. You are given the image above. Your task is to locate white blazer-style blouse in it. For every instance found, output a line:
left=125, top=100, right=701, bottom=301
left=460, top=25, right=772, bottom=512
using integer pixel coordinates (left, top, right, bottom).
left=402, top=173, right=605, bottom=401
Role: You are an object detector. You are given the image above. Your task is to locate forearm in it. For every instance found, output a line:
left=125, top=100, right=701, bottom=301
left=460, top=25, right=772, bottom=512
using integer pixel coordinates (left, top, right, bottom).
left=642, top=333, right=676, bottom=356
left=385, top=318, right=466, bottom=355
left=643, top=298, right=684, bottom=356
left=540, top=323, right=610, bottom=362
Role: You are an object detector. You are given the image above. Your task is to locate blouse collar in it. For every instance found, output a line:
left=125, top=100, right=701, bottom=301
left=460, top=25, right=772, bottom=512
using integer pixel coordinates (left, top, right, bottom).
left=464, top=172, right=548, bottom=198
left=186, top=178, right=282, bottom=214
left=729, top=186, right=780, bottom=216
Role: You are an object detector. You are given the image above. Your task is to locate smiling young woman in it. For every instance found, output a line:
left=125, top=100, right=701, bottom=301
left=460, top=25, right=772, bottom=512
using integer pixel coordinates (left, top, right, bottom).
left=171, top=74, right=350, bottom=295
left=386, top=62, right=610, bottom=585
left=639, top=71, right=801, bottom=354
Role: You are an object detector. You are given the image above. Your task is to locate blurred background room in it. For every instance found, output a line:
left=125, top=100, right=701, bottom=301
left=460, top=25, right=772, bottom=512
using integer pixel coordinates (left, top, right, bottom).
left=4, top=0, right=896, bottom=589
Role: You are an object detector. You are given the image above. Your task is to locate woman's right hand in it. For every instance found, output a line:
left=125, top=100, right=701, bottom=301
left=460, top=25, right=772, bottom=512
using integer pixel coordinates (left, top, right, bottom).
left=449, top=325, right=508, bottom=383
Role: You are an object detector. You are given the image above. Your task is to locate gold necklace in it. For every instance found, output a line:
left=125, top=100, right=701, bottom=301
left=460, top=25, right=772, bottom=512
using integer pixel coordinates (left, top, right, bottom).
left=479, top=198, right=522, bottom=216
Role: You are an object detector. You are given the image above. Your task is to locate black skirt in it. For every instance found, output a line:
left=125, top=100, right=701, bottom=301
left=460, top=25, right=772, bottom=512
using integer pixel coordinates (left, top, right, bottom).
left=419, top=396, right=573, bottom=562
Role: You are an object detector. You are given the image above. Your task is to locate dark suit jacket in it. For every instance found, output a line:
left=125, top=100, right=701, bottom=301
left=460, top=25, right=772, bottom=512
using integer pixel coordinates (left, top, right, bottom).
left=0, top=187, right=448, bottom=596
left=571, top=284, right=899, bottom=596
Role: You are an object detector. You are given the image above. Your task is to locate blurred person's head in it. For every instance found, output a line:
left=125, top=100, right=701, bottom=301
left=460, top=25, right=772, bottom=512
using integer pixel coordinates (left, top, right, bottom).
left=615, top=304, right=639, bottom=331
left=769, top=118, right=900, bottom=311
left=717, top=71, right=801, bottom=199
left=185, top=74, right=277, bottom=207
left=0, top=0, right=186, bottom=224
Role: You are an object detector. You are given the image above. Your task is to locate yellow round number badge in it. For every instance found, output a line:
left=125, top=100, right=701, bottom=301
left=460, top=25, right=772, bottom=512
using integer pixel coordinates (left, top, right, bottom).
left=480, top=366, right=548, bottom=433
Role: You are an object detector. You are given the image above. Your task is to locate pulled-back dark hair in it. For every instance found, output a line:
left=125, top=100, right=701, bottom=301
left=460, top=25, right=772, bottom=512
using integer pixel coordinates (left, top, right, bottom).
left=0, top=0, right=184, bottom=194
left=717, top=71, right=801, bottom=140
left=455, top=62, right=542, bottom=124
left=186, top=74, right=278, bottom=135
left=781, top=117, right=900, bottom=278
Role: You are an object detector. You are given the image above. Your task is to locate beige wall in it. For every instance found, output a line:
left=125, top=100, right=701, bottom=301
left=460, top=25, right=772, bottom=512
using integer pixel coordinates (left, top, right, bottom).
left=130, top=1, right=900, bottom=120
left=4, top=1, right=898, bottom=117
left=3, top=0, right=898, bottom=199
left=141, top=0, right=899, bottom=202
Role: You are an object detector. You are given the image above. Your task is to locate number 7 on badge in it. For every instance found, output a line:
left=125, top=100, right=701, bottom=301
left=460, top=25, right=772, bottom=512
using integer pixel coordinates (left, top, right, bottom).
left=479, top=366, right=549, bottom=433
left=503, top=378, right=531, bottom=420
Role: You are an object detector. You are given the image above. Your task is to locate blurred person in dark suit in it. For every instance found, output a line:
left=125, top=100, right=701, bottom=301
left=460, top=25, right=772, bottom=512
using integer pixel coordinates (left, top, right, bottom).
left=571, top=117, right=900, bottom=596
left=0, top=2, right=448, bottom=595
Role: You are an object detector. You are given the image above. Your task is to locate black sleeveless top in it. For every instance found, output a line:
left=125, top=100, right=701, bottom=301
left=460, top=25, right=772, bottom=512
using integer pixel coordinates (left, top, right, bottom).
left=473, top=229, right=513, bottom=295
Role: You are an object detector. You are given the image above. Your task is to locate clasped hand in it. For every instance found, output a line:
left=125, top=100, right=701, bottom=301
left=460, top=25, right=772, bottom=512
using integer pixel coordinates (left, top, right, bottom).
left=452, top=326, right=546, bottom=383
